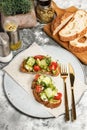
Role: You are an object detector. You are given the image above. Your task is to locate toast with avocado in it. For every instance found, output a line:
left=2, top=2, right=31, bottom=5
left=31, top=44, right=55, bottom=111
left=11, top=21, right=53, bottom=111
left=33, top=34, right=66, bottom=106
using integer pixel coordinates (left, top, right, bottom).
left=31, top=74, right=62, bottom=108
left=20, top=55, right=60, bottom=76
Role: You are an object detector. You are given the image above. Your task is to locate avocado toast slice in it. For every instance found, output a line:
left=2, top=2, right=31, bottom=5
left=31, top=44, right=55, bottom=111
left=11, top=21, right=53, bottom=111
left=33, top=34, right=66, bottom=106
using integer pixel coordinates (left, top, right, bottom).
left=20, top=55, right=60, bottom=76
left=31, top=74, right=62, bottom=109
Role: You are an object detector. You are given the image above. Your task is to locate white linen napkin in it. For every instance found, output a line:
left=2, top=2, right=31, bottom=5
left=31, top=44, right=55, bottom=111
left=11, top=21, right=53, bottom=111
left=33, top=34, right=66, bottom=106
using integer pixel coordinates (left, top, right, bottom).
left=3, top=42, right=87, bottom=117
left=3, top=43, right=46, bottom=92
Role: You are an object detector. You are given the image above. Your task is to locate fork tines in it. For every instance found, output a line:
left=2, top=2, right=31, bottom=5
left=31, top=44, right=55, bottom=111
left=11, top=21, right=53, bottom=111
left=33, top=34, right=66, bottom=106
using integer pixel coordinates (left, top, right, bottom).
left=60, top=64, right=68, bottom=76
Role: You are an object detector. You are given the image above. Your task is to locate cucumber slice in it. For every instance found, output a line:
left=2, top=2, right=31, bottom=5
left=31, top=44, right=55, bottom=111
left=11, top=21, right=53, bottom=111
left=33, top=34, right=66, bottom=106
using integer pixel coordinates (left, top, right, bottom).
left=42, top=77, right=52, bottom=86
left=44, top=88, right=58, bottom=99
left=40, top=92, right=48, bottom=101
left=45, top=57, right=51, bottom=65
left=37, top=75, right=45, bottom=84
left=26, top=57, right=35, bottom=66
left=52, top=89, right=58, bottom=96
left=44, top=88, right=53, bottom=98
left=36, top=59, right=41, bottom=66
left=24, top=64, right=33, bottom=71
left=40, top=59, right=48, bottom=69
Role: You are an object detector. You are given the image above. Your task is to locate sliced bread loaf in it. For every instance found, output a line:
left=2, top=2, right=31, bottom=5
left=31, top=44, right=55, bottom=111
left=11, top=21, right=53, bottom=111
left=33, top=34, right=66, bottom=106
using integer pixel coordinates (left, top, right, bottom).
left=59, top=10, right=87, bottom=41
left=51, top=11, right=74, bottom=35
left=69, top=33, right=87, bottom=52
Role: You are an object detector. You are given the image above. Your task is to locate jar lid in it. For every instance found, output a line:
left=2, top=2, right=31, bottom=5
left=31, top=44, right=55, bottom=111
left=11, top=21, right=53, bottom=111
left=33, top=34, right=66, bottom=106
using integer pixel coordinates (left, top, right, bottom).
left=37, top=0, right=51, bottom=7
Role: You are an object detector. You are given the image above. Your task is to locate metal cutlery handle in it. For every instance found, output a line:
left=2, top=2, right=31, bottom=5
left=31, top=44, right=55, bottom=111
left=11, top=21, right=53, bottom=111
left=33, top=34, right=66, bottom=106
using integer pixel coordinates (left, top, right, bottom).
left=71, top=88, right=76, bottom=121
left=64, top=81, right=70, bottom=121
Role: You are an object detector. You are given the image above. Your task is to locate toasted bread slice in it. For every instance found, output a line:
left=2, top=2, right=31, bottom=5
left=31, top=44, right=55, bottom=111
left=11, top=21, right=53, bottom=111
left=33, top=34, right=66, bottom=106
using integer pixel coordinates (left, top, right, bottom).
left=59, top=10, right=87, bottom=41
left=31, top=74, right=62, bottom=109
left=32, top=89, right=62, bottom=109
left=51, top=11, right=74, bottom=35
left=69, top=33, right=87, bottom=52
left=20, top=55, right=60, bottom=76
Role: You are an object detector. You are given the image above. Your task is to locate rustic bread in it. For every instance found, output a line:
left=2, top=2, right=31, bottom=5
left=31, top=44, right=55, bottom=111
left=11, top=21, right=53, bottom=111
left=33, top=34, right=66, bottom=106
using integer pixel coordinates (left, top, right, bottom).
left=69, top=33, right=87, bottom=52
left=31, top=74, right=62, bottom=109
left=59, top=9, right=87, bottom=41
left=51, top=11, right=74, bottom=35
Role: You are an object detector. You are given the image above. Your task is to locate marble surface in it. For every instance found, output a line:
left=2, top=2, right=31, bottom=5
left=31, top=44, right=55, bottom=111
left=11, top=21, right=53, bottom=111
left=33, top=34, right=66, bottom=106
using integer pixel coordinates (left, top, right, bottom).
left=0, top=0, right=87, bottom=130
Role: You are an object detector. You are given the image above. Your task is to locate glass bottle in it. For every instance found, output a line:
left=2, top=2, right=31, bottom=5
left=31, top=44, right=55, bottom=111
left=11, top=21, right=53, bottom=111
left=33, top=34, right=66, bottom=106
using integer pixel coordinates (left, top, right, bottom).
left=3, top=20, right=22, bottom=51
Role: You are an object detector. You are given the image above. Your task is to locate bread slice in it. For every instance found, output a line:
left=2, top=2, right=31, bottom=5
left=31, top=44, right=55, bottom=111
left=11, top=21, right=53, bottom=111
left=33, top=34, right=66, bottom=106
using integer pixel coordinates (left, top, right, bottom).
left=51, top=11, right=74, bottom=35
left=69, top=33, right=87, bottom=52
left=20, top=55, right=60, bottom=76
left=59, top=10, right=87, bottom=41
left=31, top=74, right=62, bottom=109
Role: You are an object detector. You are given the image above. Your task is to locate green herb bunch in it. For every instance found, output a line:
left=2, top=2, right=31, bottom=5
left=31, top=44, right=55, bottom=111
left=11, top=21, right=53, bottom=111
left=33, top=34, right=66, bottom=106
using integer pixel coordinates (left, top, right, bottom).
left=0, top=0, right=33, bottom=16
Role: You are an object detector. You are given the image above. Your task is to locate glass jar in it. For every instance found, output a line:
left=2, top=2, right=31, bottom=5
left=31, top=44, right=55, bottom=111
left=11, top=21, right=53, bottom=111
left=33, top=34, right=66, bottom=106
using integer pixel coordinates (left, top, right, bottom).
left=36, top=0, right=54, bottom=23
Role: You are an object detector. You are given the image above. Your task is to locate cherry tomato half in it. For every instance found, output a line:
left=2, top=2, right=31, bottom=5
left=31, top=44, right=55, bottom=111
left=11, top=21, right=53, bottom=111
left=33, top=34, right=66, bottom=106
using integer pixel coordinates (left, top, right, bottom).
left=34, top=55, right=44, bottom=60
left=33, top=65, right=41, bottom=71
left=35, top=85, right=42, bottom=93
left=54, top=93, right=62, bottom=100
left=49, top=62, right=58, bottom=71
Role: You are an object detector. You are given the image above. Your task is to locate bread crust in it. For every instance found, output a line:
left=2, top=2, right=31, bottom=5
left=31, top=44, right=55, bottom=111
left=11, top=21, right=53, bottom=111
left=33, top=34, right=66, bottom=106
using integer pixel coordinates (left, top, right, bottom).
left=59, top=27, right=87, bottom=41
left=51, top=11, right=74, bottom=35
left=69, top=44, right=87, bottom=52
left=51, top=16, right=62, bottom=34
left=20, top=60, right=28, bottom=73
left=31, top=80, right=62, bottom=109
left=69, top=33, right=87, bottom=52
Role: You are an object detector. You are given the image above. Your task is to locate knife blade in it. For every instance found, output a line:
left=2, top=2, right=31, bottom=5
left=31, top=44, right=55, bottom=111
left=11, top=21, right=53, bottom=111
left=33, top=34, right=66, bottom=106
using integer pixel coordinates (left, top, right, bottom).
left=68, top=63, right=77, bottom=121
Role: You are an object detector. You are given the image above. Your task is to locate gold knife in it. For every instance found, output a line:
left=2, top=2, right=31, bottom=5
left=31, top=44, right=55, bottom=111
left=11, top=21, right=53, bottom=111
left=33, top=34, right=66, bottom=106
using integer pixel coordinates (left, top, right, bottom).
left=68, top=63, right=77, bottom=121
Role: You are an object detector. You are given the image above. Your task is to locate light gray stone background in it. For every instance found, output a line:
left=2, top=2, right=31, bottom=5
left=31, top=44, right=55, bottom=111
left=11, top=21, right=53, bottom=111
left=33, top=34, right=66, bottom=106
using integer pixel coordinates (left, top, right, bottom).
left=0, top=0, right=87, bottom=130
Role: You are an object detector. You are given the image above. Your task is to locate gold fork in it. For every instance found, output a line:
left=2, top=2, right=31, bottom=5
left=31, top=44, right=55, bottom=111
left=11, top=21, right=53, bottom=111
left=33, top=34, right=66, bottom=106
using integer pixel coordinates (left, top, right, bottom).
left=60, top=64, right=70, bottom=121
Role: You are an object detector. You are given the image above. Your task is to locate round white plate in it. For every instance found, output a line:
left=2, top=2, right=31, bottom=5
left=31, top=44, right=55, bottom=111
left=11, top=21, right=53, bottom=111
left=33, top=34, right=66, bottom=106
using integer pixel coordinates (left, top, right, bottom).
left=4, top=45, right=85, bottom=118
